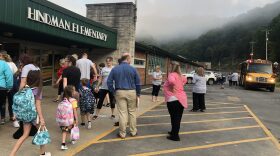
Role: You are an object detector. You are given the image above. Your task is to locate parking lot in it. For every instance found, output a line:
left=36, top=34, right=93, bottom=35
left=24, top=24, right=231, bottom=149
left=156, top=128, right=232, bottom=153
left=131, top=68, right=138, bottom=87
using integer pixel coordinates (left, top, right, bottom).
left=76, top=86, right=280, bottom=156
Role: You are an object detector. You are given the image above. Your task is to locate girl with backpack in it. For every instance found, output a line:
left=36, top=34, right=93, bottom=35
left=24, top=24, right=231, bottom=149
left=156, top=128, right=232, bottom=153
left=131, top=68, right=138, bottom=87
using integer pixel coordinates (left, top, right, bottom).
left=79, top=79, right=95, bottom=129
left=10, top=54, right=51, bottom=156
left=56, top=85, right=79, bottom=150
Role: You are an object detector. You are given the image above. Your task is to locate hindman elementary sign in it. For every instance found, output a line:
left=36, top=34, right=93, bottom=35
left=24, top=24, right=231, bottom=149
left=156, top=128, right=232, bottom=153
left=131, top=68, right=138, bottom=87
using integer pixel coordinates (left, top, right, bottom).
left=27, top=7, right=108, bottom=41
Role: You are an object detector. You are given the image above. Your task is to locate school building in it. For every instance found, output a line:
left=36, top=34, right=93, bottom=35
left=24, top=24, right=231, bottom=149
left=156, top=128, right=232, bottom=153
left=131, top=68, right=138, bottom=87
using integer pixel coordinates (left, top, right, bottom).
left=0, top=0, right=201, bottom=85
left=134, top=42, right=201, bottom=85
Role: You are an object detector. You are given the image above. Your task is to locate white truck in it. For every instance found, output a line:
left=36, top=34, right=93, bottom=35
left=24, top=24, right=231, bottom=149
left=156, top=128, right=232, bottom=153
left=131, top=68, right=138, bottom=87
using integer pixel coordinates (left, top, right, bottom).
left=182, top=70, right=217, bottom=85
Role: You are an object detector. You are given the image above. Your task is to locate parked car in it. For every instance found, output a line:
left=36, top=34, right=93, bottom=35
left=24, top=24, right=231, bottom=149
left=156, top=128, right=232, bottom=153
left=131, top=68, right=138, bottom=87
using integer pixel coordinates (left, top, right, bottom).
left=183, top=70, right=216, bottom=85
left=182, top=71, right=195, bottom=84
left=205, top=71, right=217, bottom=85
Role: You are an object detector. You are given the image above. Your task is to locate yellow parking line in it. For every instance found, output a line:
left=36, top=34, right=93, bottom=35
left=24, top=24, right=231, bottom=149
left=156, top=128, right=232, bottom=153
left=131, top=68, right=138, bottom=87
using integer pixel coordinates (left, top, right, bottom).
left=148, top=106, right=244, bottom=112
left=66, top=101, right=164, bottom=156
left=137, top=116, right=254, bottom=127
left=148, top=109, right=167, bottom=112
left=129, top=137, right=271, bottom=156
left=207, top=103, right=243, bottom=106
left=139, top=111, right=248, bottom=118
left=96, top=125, right=260, bottom=144
left=244, top=105, right=280, bottom=150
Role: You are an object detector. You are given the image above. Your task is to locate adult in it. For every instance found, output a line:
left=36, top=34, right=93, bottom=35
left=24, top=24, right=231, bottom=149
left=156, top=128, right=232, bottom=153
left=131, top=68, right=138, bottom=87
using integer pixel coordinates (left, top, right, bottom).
left=1, top=53, right=20, bottom=127
left=228, top=72, right=232, bottom=86
left=191, top=67, right=207, bottom=112
left=62, top=55, right=81, bottom=91
left=91, top=63, right=105, bottom=105
left=152, top=65, right=163, bottom=102
left=94, top=57, right=116, bottom=120
left=76, top=53, right=98, bottom=83
left=231, top=72, right=239, bottom=86
left=10, top=54, right=51, bottom=156
left=163, top=61, right=187, bottom=141
left=3, top=53, right=18, bottom=74
left=53, top=59, right=66, bottom=102
left=0, top=51, right=13, bottom=125
left=107, top=53, right=141, bottom=139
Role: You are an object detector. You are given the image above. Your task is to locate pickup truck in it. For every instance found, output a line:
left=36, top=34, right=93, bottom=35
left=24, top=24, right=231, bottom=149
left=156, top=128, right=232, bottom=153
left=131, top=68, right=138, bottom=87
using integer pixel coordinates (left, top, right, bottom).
left=182, top=70, right=217, bottom=85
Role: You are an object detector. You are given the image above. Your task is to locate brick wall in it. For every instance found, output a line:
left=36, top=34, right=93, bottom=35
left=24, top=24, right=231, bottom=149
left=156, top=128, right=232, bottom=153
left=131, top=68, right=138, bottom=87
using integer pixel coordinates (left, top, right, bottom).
left=135, top=50, right=146, bottom=85
left=135, top=50, right=146, bottom=59
left=136, top=68, right=146, bottom=85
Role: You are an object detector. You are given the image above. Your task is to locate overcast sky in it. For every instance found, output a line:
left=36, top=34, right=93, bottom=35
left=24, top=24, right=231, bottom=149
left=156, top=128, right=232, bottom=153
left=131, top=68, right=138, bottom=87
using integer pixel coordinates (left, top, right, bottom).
left=48, top=0, right=279, bottom=42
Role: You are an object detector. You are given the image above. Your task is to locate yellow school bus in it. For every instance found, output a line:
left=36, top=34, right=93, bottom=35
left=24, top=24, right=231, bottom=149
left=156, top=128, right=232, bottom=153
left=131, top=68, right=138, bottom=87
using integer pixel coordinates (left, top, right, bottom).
left=239, top=59, right=276, bottom=92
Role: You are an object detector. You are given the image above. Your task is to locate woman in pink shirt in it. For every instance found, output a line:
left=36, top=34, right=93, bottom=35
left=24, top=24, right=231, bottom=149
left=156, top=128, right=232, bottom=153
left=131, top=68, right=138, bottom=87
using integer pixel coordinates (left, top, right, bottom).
left=163, top=61, right=187, bottom=141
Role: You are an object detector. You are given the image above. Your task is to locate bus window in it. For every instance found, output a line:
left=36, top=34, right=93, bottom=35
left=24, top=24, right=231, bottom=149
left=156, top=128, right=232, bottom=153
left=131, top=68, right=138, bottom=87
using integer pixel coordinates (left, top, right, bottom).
left=247, top=64, right=272, bottom=74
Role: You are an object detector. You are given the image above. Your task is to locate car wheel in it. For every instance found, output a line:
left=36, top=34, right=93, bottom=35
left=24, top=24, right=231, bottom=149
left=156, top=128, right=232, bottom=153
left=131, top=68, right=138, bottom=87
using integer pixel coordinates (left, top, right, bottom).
left=208, top=79, right=214, bottom=85
left=187, top=78, right=192, bottom=84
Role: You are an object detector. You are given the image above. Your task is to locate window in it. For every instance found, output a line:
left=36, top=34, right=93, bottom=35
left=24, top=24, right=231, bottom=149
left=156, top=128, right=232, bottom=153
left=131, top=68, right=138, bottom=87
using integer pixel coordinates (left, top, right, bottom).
left=148, top=54, right=166, bottom=74
left=134, top=59, right=145, bottom=66
left=134, top=58, right=146, bottom=68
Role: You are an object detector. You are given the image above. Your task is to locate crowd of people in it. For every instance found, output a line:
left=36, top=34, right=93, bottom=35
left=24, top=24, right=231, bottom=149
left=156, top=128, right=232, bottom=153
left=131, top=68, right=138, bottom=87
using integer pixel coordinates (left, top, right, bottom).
left=0, top=49, right=210, bottom=155
left=227, top=72, right=239, bottom=86
left=0, top=50, right=142, bottom=155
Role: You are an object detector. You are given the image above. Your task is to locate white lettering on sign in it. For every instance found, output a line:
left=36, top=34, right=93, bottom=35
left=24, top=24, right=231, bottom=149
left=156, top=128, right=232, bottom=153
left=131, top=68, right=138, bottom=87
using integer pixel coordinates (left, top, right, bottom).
left=27, top=7, right=108, bottom=42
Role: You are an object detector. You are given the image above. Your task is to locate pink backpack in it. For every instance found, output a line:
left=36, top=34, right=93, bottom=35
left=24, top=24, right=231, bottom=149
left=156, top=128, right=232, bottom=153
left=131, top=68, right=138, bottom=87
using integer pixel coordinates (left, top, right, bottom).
left=56, top=98, right=74, bottom=126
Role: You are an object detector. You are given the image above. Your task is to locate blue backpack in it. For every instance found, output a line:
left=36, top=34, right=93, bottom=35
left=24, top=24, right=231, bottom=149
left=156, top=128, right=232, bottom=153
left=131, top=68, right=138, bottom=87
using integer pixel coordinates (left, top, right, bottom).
left=79, top=88, right=95, bottom=114
left=13, top=86, right=37, bottom=122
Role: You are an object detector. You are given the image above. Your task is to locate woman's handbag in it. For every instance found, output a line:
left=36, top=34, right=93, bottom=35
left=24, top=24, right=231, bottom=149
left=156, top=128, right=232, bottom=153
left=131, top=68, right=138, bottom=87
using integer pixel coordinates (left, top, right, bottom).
left=32, top=125, right=51, bottom=145
left=71, top=126, right=80, bottom=141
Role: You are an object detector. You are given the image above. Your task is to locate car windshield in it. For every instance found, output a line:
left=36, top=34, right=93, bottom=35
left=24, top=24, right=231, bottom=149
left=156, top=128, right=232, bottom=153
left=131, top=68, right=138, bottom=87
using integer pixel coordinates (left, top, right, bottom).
left=247, top=64, right=272, bottom=74
left=205, top=71, right=212, bottom=75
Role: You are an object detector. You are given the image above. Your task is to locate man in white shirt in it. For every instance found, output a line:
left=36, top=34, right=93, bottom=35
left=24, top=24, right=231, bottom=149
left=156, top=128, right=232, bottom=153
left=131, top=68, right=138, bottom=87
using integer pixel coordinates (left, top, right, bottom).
left=76, top=53, right=98, bottom=81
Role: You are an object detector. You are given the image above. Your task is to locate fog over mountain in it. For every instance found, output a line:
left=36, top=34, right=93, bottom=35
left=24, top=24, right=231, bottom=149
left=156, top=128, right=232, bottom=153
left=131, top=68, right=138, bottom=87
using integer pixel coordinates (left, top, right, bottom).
left=135, top=0, right=280, bottom=44
left=158, top=0, right=280, bottom=69
left=48, top=0, right=279, bottom=44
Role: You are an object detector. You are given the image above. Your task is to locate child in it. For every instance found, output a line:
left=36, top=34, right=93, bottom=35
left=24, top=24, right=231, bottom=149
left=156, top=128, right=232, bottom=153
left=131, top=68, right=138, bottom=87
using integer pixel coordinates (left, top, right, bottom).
left=10, top=55, right=51, bottom=156
left=56, top=85, right=79, bottom=150
left=79, top=79, right=95, bottom=129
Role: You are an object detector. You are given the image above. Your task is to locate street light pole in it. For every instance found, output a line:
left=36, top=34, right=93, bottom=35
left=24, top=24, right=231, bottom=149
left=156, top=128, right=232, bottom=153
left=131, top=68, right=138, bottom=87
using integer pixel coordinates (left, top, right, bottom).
left=250, top=41, right=255, bottom=60
left=266, top=30, right=268, bottom=60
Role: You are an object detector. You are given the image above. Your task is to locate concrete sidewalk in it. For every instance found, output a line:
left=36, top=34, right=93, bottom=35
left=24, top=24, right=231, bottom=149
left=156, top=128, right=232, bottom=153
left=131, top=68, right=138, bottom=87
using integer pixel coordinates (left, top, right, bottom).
left=0, top=86, right=163, bottom=156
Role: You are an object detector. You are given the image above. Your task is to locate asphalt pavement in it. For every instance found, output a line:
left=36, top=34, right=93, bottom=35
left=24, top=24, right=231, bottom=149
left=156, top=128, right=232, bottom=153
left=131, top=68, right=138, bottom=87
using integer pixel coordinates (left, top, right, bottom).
left=76, top=84, right=280, bottom=156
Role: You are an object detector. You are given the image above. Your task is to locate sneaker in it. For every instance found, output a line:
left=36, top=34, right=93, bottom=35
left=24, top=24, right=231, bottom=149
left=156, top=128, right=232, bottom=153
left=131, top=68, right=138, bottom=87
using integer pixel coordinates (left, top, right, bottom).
left=166, top=136, right=180, bottom=141
left=40, top=152, right=51, bottom=156
left=71, top=140, right=76, bottom=145
left=87, top=122, right=92, bottom=129
left=0, top=119, right=5, bottom=125
left=111, top=115, right=115, bottom=119
left=60, top=145, right=68, bottom=150
left=13, top=120, right=20, bottom=128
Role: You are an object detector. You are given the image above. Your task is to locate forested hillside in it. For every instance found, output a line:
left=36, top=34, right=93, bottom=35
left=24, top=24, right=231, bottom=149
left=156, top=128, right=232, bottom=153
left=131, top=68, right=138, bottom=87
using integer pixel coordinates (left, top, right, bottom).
left=159, top=1, right=280, bottom=70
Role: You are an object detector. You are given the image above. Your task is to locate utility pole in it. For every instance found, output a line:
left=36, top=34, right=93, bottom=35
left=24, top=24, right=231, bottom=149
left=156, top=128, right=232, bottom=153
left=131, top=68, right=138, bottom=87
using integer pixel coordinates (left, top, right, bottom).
left=263, top=29, right=271, bottom=60
left=218, top=60, right=221, bottom=71
left=249, top=41, right=256, bottom=60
